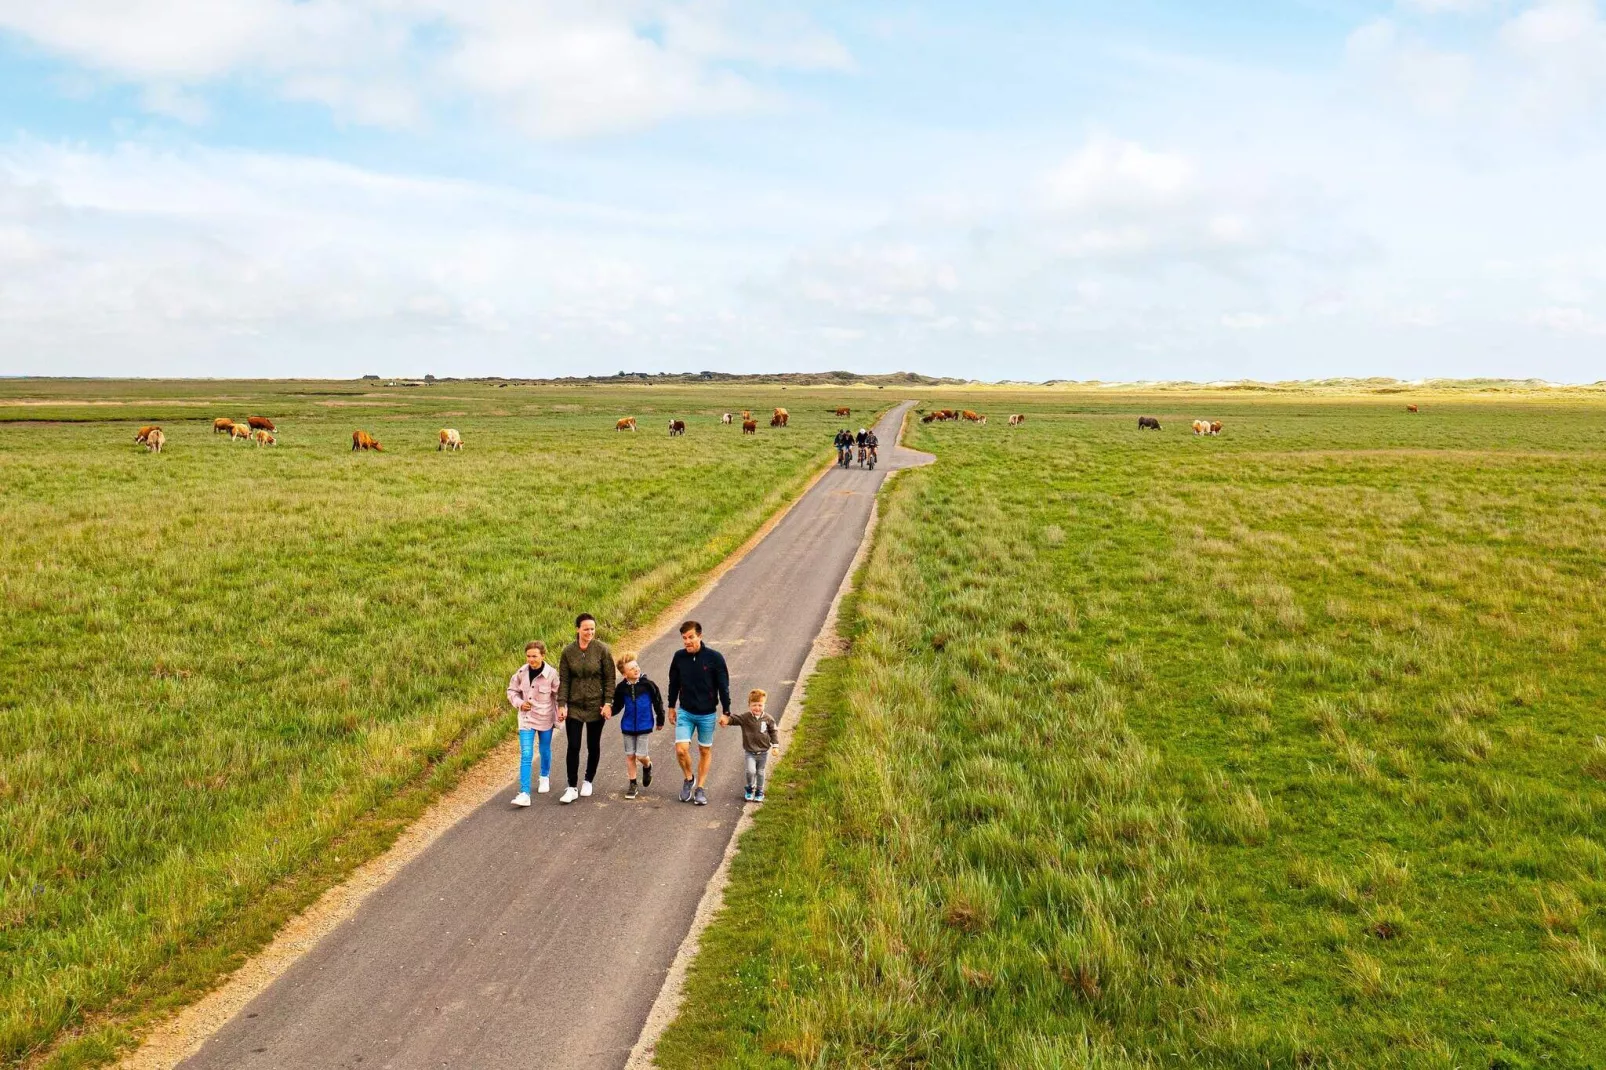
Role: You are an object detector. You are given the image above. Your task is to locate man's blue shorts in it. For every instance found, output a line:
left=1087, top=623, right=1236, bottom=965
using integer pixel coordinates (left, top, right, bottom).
left=674, top=711, right=718, bottom=747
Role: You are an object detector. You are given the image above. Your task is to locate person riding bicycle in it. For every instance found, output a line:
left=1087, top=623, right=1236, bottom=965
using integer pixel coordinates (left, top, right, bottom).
left=864, top=428, right=879, bottom=465
left=854, top=427, right=870, bottom=467
left=834, top=428, right=853, bottom=466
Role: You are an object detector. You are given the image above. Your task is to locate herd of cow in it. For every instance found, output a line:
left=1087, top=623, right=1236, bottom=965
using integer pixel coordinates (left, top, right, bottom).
left=131, top=417, right=463, bottom=454
left=614, top=407, right=791, bottom=436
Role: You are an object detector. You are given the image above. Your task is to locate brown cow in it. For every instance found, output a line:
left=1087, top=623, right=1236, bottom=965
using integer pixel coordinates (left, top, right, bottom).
left=247, top=416, right=276, bottom=433
left=144, top=429, right=166, bottom=453
left=438, top=428, right=462, bottom=451
left=742, top=419, right=758, bottom=434
left=1210, top=421, right=1223, bottom=435
left=1007, top=414, right=1025, bottom=427
left=230, top=423, right=252, bottom=442
left=1192, top=420, right=1209, bottom=435
left=134, top=425, right=160, bottom=444
left=1407, top=404, right=1419, bottom=413
left=835, top=407, right=850, bottom=417
left=961, top=410, right=985, bottom=424
left=1137, top=416, right=1161, bottom=431
left=212, top=418, right=235, bottom=435
left=352, top=430, right=383, bottom=452
left=921, top=412, right=938, bottom=423
left=616, top=417, right=637, bottom=432
left=771, top=407, right=789, bottom=427
left=668, top=419, right=686, bottom=436
left=742, top=410, right=752, bottom=421
left=253, top=429, right=276, bottom=447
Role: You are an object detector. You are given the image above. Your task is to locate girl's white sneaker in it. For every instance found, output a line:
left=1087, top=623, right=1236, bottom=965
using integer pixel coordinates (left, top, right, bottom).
left=580, top=781, right=594, bottom=797
left=537, top=776, right=550, bottom=794
left=559, top=787, right=579, bottom=804
left=511, top=792, right=531, bottom=807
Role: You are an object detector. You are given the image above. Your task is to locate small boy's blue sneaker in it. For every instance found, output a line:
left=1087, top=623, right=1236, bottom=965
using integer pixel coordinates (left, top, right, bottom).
left=743, top=785, right=754, bottom=801
left=755, top=790, right=766, bottom=802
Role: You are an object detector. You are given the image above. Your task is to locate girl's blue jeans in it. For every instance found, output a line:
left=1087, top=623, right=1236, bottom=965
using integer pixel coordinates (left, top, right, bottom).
left=519, top=728, right=553, bottom=793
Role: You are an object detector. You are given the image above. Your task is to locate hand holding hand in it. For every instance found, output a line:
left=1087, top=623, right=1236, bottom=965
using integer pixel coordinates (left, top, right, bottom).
left=601, top=704, right=613, bottom=720
left=557, top=706, right=568, bottom=724
left=667, top=707, right=678, bottom=725
left=520, top=701, right=532, bottom=712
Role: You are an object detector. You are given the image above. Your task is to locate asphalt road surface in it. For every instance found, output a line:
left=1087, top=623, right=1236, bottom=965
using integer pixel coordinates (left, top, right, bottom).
left=180, top=401, right=932, bottom=1070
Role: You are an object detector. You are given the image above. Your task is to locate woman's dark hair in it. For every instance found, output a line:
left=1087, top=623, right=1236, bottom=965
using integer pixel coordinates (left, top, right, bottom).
left=575, top=612, right=596, bottom=629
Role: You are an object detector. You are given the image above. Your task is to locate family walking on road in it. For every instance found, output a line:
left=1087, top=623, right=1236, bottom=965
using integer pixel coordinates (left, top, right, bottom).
left=505, top=615, right=778, bottom=808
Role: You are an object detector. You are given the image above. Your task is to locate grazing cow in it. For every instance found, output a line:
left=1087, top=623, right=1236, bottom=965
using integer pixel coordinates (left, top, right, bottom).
left=1210, top=421, right=1223, bottom=435
left=835, top=407, right=851, bottom=417
left=771, top=407, right=789, bottom=427
left=247, top=416, right=276, bottom=433
left=922, top=412, right=938, bottom=423
left=1007, top=414, right=1025, bottom=427
left=668, top=419, right=686, bottom=436
left=352, top=430, right=383, bottom=452
left=742, top=419, right=758, bottom=434
left=254, top=429, right=276, bottom=447
left=145, top=429, right=165, bottom=453
left=721, top=413, right=733, bottom=425
left=438, top=428, right=462, bottom=451
left=742, top=410, right=752, bottom=420
left=230, top=423, right=253, bottom=442
left=1137, top=416, right=1161, bottom=431
left=962, top=410, right=985, bottom=424
left=616, top=417, right=637, bottom=432
left=134, top=425, right=160, bottom=444
left=213, top=418, right=235, bottom=435
left=1192, top=420, right=1208, bottom=435
left=1407, top=404, right=1419, bottom=413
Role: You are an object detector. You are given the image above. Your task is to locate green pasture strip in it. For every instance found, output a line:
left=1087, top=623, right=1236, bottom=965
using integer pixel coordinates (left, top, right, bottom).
left=0, top=383, right=880, bottom=1068
left=662, top=396, right=1606, bottom=1068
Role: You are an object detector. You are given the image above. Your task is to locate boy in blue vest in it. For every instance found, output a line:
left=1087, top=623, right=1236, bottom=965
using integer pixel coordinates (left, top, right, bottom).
left=612, top=652, right=665, bottom=799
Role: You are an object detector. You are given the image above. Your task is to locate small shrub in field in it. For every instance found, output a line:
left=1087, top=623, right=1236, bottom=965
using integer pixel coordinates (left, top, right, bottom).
left=1341, top=947, right=1394, bottom=1001
left=1214, top=683, right=1272, bottom=719
left=1583, top=736, right=1606, bottom=781
left=1040, top=523, right=1066, bottom=546
left=1438, top=716, right=1492, bottom=763
left=1536, top=884, right=1585, bottom=935
left=1106, top=649, right=1148, bottom=686
left=1360, top=850, right=1410, bottom=901
left=1552, top=935, right=1606, bottom=994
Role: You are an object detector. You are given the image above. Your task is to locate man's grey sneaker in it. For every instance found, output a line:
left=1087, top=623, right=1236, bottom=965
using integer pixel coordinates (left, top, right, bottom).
left=743, top=785, right=754, bottom=801
left=625, top=780, right=639, bottom=800
left=680, top=779, right=694, bottom=803
left=693, top=786, right=709, bottom=806
left=641, top=762, right=653, bottom=788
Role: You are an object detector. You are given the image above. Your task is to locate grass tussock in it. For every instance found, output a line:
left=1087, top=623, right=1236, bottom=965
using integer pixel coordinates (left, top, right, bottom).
left=661, top=392, right=1606, bottom=1067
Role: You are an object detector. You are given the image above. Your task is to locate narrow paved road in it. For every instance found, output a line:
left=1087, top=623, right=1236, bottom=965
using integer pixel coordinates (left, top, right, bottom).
left=181, top=401, right=931, bottom=1070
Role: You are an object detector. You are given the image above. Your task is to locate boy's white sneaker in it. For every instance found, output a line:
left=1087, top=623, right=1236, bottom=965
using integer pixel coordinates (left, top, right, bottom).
left=537, top=776, right=550, bottom=794
left=580, top=781, right=594, bottom=798
left=559, top=787, right=579, bottom=804
left=511, top=792, right=531, bottom=807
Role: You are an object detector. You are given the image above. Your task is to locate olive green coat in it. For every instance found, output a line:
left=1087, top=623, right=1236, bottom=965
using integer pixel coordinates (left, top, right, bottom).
left=558, top=639, right=616, bottom=722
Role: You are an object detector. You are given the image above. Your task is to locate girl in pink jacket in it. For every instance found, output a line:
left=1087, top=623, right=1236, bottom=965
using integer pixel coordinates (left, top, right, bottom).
left=507, top=640, right=561, bottom=806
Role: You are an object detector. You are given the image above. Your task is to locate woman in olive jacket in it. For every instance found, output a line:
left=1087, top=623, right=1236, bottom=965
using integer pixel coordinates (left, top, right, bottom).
left=556, top=613, right=616, bottom=803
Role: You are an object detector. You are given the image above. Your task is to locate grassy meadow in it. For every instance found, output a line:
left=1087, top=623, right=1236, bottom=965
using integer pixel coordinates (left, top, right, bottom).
left=660, top=390, right=1606, bottom=1068
left=0, top=378, right=883, bottom=1067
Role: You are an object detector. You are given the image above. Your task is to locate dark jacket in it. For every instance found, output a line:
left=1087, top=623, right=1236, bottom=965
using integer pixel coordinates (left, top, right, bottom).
left=667, top=645, right=731, bottom=714
left=558, top=639, right=616, bottom=722
left=724, top=709, right=780, bottom=753
left=612, top=676, right=665, bottom=735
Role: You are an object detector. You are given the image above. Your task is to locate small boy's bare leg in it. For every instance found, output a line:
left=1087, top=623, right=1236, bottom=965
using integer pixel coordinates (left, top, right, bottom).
left=626, top=754, right=638, bottom=778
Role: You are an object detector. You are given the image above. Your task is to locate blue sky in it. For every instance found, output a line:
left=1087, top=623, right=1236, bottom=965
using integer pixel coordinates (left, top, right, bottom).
left=0, top=1, right=1603, bottom=381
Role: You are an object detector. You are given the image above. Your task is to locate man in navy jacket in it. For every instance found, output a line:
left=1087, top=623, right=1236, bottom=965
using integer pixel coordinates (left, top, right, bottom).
left=667, top=620, right=731, bottom=806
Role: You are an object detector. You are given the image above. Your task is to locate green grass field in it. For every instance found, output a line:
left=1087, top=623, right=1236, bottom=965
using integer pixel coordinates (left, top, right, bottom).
left=0, top=379, right=884, bottom=1067
left=660, top=392, right=1606, bottom=1068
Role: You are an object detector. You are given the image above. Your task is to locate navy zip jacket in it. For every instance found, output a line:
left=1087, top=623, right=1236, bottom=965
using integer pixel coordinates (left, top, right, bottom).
left=612, top=677, right=665, bottom=735
left=667, top=645, right=731, bottom=715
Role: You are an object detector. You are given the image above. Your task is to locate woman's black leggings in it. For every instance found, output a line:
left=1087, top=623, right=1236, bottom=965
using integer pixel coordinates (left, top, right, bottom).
left=565, top=717, right=604, bottom=787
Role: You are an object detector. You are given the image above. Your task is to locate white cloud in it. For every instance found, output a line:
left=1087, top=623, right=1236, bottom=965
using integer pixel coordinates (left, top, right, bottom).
left=0, top=1, right=849, bottom=137
left=1347, top=18, right=1475, bottom=117
left=1499, top=0, right=1606, bottom=120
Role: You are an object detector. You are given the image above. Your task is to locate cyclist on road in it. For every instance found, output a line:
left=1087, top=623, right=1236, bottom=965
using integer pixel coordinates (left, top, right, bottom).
left=834, top=428, right=854, bottom=467
left=855, top=427, right=869, bottom=467
left=864, top=428, right=879, bottom=467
